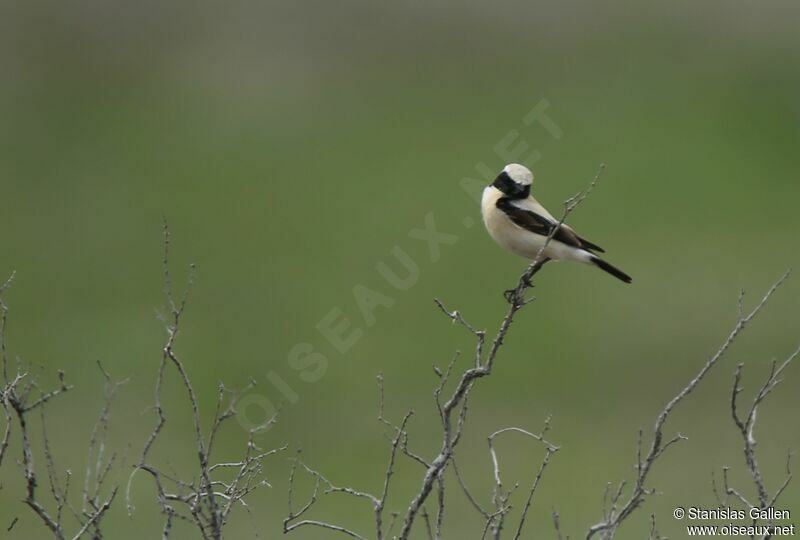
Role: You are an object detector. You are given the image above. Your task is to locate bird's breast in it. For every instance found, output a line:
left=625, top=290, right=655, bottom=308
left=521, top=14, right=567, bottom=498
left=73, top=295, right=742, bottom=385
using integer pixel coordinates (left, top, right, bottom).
left=481, top=187, right=546, bottom=259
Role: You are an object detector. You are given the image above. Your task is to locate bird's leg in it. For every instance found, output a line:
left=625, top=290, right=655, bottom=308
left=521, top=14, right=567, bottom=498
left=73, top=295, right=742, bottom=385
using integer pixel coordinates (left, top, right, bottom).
left=504, top=258, right=549, bottom=303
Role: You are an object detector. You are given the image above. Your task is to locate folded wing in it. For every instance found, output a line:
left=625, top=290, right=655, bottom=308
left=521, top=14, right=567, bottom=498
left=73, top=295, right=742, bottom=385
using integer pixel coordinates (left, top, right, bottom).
left=496, top=197, right=605, bottom=253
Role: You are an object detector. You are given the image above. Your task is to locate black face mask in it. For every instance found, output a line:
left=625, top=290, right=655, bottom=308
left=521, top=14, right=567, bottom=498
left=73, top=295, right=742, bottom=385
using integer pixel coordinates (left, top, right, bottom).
left=492, top=172, right=530, bottom=199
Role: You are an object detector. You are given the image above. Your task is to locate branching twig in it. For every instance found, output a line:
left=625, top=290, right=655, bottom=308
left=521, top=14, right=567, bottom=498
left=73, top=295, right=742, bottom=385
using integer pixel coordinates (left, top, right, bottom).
left=0, top=272, right=15, bottom=472
left=585, top=272, right=791, bottom=539
left=720, top=343, right=798, bottom=538
left=284, top=376, right=414, bottom=539
left=480, top=422, right=559, bottom=540
left=2, top=320, right=122, bottom=540
left=127, top=222, right=285, bottom=539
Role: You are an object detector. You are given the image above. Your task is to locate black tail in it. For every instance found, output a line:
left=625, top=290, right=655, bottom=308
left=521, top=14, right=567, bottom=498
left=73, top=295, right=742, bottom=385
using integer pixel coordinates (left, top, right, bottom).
left=590, top=256, right=632, bottom=284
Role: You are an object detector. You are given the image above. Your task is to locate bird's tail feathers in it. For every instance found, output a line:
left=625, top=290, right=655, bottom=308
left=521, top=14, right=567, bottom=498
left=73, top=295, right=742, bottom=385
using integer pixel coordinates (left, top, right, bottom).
left=590, top=255, right=632, bottom=284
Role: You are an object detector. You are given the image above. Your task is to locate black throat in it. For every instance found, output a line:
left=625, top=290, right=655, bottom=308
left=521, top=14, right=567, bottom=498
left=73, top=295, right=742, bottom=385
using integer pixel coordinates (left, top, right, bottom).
left=492, top=171, right=530, bottom=199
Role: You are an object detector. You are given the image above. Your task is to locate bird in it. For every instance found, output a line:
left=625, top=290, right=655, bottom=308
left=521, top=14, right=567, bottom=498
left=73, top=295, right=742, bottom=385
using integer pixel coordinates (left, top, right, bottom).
left=481, top=163, right=632, bottom=284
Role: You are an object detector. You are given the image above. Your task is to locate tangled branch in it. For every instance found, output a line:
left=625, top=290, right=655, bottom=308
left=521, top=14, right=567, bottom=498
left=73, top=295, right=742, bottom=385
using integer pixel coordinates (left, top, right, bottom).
left=126, top=222, right=286, bottom=539
left=1, top=273, right=123, bottom=539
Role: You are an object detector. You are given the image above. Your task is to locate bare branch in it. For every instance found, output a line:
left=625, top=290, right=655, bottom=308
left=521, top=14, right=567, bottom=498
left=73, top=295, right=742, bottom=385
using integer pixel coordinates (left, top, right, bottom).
left=586, top=271, right=791, bottom=539
left=433, top=300, right=485, bottom=367
left=483, top=422, right=559, bottom=540
left=512, top=446, right=557, bottom=540
left=452, top=456, right=492, bottom=520
left=553, top=509, right=568, bottom=540
left=648, top=513, right=665, bottom=540
left=0, top=272, right=15, bottom=471
left=128, top=223, right=284, bottom=538
left=283, top=456, right=369, bottom=539
left=725, top=341, right=798, bottom=519
left=0, top=271, right=15, bottom=384
left=3, top=352, right=122, bottom=539
left=285, top=376, right=414, bottom=540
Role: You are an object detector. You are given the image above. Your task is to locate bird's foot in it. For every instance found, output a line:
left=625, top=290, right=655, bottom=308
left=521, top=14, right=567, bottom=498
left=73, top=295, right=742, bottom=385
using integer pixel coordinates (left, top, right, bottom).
left=503, top=288, right=518, bottom=304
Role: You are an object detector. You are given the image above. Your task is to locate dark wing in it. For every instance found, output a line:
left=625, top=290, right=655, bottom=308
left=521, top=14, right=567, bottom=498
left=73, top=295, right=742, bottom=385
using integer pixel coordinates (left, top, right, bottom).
left=496, top=198, right=584, bottom=249
left=575, top=234, right=605, bottom=253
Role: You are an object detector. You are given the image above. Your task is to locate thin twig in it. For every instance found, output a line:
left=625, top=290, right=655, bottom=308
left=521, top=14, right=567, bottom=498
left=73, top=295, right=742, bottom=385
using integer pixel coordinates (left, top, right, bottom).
left=128, top=222, right=284, bottom=538
left=726, top=342, right=798, bottom=525
left=586, top=271, right=791, bottom=539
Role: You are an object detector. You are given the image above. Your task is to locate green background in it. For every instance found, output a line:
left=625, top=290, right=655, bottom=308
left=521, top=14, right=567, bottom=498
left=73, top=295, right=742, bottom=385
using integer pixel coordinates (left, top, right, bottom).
left=1, top=1, right=798, bottom=538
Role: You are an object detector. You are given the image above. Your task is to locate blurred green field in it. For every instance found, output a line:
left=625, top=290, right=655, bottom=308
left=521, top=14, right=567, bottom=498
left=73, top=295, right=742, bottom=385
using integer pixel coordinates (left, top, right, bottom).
left=1, top=1, right=799, bottom=538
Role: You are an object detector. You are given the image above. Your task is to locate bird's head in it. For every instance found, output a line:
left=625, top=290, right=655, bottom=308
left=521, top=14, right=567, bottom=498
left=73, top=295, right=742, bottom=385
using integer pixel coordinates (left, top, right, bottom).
left=491, top=163, right=533, bottom=199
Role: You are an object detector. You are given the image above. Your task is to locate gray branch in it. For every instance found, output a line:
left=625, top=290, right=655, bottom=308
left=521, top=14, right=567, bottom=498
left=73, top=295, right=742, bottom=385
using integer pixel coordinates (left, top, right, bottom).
left=717, top=341, right=798, bottom=539
left=127, top=222, right=285, bottom=539
left=585, top=271, right=791, bottom=539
